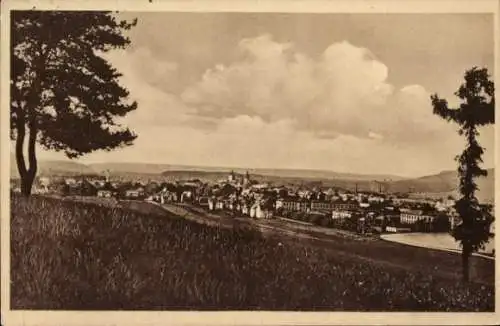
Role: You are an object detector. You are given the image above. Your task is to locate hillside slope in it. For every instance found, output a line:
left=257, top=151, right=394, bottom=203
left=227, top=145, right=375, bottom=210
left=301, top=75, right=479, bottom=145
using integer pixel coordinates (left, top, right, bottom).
left=10, top=157, right=95, bottom=178
left=388, top=169, right=494, bottom=203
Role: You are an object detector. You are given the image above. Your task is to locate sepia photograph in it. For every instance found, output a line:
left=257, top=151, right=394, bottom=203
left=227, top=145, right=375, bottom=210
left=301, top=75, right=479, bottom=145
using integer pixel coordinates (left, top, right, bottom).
left=1, top=0, right=498, bottom=325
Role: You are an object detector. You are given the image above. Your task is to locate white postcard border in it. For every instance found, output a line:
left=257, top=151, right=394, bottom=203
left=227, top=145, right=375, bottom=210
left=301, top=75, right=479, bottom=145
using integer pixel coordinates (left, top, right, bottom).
left=1, top=1, right=499, bottom=325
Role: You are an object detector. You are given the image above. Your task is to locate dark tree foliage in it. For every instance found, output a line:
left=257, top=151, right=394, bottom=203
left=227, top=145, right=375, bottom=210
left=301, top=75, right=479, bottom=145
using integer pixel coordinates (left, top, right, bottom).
left=11, top=11, right=138, bottom=196
left=431, top=67, right=495, bottom=282
left=432, top=212, right=451, bottom=233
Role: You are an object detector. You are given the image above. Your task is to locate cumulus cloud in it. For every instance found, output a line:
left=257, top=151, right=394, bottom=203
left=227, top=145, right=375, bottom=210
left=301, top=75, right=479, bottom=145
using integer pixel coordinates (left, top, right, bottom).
left=181, top=34, right=453, bottom=143
left=129, top=47, right=179, bottom=88
left=99, top=47, right=201, bottom=129
left=54, top=34, right=490, bottom=177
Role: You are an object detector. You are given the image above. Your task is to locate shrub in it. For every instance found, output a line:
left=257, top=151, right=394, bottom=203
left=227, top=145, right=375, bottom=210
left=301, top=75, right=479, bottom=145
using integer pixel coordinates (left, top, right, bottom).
left=308, top=213, right=324, bottom=225
left=319, top=216, right=331, bottom=228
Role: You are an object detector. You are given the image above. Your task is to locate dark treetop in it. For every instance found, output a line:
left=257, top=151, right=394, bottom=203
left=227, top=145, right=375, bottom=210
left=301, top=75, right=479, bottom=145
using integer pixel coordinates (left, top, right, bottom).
left=11, top=11, right=138, bottom=195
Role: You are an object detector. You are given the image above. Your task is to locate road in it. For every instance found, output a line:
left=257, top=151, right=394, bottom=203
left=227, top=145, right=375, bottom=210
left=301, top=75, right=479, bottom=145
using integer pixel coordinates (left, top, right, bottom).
left=160, top=202, right=496, bottom=257
left=157, top=202, right=378, bottom=244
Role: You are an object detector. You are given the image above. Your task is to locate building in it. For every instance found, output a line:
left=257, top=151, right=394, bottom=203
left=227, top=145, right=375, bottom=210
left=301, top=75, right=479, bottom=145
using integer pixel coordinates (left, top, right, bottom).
left=249, top=203, right=261, bottom=218
left=278, top=198, right=309, bottom=212
left=38, top=176, right=51, bottom=187
left=368, top=194, right=385, bottom=203
left=33, top=184, right=50, bottom=194
left=331, top=210, right=353, bottom=220
left=226, top=198, right=235, bottom=210
left=208, top=197, right=216, bottom=210
left=435, top=199, right=455, bottom=212
left=393, top=197, right=436, bottom=206
left=68, top=180, right=97, bottom=196
left=95, top=181, right=117, bottom=198
left=241, top=204, right=250, bottom=215
left=400, top=209, right=436, bottom=224
left=198, top=196, right=210, bottom=207
left=215, top=199, right=225, bottom=210
left=250, top=201, right=273, bottom=219
left=160, top=190, right=178, bottom=203
left=331, top=201, right=358, bottom=211
left=275, top=198, right=284, bottom=210
left=385, top=226, right=412, bottom=233
left=310, top=200, right=334, bottom=211
left=228, top=170, right=236, bottom=182
left=180, top=190, right=193, bottom=203
left=97, top=189, right=113, bottom=198
left=374, top=214, right=400, bottom=227
left=251, top=183, right=269, bottom=191
left=359, top=202, right=370, bottom=208
left=65, top=178, right=77, bottom=185
left=298, top=190, right=312, bottom=199
left=125, top=187, right=145, bottom=199
left=242, top=171, right=251, bottom=187
left=90, top=179, right=107, bottom=189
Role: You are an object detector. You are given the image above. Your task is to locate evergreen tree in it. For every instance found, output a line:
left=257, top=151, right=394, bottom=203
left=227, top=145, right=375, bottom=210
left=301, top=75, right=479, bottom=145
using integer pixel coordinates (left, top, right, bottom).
left=11, top=11, right=138, bottom=196
left=431, top=67, right=494, bottom=282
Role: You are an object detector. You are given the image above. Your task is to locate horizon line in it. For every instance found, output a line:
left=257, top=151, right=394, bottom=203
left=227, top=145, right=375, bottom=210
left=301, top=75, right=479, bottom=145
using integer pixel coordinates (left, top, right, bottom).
left=10, top=155, right=495, bottom=180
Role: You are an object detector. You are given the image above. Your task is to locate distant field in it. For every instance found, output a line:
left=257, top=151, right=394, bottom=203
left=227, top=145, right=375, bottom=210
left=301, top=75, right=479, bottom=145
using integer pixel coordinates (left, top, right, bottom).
left=11, top=195, right=494, bottom=311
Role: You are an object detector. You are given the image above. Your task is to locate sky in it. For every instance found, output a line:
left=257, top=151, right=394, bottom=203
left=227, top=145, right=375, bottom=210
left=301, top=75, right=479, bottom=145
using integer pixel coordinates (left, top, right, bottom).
left=35, top=12, right=495, bottom=178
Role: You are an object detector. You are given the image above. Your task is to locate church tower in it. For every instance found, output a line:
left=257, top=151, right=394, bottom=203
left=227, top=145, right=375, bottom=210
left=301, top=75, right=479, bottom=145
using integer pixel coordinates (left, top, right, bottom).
left=228, top=170, right=235, bottom=182
left=243, top=171, right=250, bottom=186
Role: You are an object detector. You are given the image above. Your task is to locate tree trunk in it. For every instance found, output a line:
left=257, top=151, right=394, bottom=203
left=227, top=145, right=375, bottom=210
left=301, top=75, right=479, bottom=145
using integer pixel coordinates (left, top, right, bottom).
left=15, top=114, right=29, bottom=197
left=16, top=120, right=38, bottom=198
left=21, top=174, right=35, bottom=197
left=462, top=244, right=471, bottom=283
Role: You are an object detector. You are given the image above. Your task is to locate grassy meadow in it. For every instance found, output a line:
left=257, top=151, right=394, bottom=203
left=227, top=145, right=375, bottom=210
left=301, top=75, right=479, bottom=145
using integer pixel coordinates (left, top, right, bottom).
left=10, top=195, right=494, bottom=311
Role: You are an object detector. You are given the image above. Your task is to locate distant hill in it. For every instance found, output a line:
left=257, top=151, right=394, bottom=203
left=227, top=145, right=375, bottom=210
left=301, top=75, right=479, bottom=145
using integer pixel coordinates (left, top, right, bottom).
left=10, top=158, right=405, bottom=182
left=90, top=163, right=180, bottom=175
left=90, top=162, right=408, bottom=182
left=10, top=156, right=95, bottom=178
left=388, top=170, right=459, bottom=193
left=387, top=169, right=494, bottom=204
left=8, top=157, right=494, bottom=203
